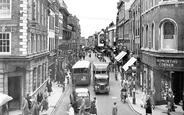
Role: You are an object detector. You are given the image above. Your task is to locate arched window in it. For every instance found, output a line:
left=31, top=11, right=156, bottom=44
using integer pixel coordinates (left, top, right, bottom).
left=160, top=20, right=177, bottom=50
left=146, top=25, right=149, bottom=48
left=151, top=23, right=155, bottom=49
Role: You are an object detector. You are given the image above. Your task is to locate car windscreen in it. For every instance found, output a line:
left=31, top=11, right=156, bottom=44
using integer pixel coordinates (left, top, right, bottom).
left=95, top=70, right=107, bottom=74
left=77, top=93, right=88, bottom=97
left=96, top=78, right=107, bottom=83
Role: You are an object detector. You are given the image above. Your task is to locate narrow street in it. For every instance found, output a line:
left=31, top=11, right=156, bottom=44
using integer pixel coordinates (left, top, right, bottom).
left=53, top=52, right=137, bottom=115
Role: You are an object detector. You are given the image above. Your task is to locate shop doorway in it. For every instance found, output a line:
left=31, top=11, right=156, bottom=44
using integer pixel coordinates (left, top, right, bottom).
left=8, top=76, right=21, bottom=110
left=172, top=72, right=184, bottom=104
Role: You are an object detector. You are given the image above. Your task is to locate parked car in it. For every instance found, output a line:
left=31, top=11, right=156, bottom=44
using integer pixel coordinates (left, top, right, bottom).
left=70, top=88, right=91, bottom=112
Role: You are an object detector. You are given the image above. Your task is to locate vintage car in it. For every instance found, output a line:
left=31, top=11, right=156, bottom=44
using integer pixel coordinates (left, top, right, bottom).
left=93, top=62, right=110, bottom=94
left=70, top=88, right=91, bottom=111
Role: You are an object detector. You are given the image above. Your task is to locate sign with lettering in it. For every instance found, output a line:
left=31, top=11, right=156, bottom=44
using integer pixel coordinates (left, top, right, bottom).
left=156, top=58, right=184, bottom=68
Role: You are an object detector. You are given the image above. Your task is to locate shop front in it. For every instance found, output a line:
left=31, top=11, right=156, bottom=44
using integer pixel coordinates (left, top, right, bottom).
left=142, top=53, right=184, bottom=105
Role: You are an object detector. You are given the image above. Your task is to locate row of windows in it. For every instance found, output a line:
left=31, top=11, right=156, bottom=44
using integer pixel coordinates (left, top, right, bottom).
left=33, top=63, right=48, bottom=91
left=28, top=34, right=48, bottom=54
left=33, top=0, right=47, bottom=26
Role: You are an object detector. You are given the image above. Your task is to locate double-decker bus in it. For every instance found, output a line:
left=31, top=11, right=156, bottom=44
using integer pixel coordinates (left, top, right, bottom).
left=72, top=60, right=91, bottom=86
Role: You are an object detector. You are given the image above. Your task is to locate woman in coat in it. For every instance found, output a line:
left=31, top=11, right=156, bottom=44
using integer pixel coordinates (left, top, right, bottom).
left=90, top=101, right=97, bottom=115
left=46, top=79, right=52, bottom=96
left=22, top=97, right=29, bottom=115
left=145, top=95, right=152, bottom=115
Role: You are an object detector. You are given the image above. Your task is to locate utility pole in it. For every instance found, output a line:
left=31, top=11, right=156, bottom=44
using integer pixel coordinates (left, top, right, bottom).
left=132, top=7, right=136, bottom=105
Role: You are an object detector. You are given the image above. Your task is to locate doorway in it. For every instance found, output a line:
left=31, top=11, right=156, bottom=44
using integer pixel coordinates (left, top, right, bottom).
left=172, top=72, right=184, bottom=104
left=8, top=76, right=21, bottom=110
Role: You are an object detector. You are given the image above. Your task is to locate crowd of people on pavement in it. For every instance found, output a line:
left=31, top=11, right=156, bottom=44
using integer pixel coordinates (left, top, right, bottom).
left=21, top=78, right=54, bottom=115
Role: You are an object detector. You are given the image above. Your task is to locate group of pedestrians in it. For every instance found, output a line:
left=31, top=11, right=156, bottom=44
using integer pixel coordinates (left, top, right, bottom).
left=22, top=79, right=52, bottom=115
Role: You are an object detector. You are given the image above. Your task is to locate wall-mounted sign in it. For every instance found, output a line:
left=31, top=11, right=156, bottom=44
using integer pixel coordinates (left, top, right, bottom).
left=156, top=58, right=184, bottom=68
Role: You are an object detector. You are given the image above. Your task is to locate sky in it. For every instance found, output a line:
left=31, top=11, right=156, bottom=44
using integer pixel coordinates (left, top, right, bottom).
left=64, top=0, right=119, bottom=38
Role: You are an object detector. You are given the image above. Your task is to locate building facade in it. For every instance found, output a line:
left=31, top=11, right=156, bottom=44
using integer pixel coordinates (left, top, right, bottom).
left=107, top=22, right=116, bottom=48
left=0, top=0, right=49, bottom=110
left=0, top=0, right=75, bottom=111
left=141, top=0, right=184, bottom=105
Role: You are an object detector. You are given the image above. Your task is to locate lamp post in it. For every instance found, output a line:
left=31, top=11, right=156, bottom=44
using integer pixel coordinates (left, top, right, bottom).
left=132, top=66, right=136, bottom=104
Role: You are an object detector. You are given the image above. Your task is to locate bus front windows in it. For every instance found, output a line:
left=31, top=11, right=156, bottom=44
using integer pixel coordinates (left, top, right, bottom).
left=81, top=68, right=88, bottom=73
left=101, top=71, right=107, bottom=74
left=96, top=71, right=101, bottom=74
left=74, top=68, right=80, bottom=73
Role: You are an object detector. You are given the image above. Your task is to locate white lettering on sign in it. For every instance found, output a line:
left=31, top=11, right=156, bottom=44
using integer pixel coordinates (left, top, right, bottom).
left=156, top=59, right=178, bottom=67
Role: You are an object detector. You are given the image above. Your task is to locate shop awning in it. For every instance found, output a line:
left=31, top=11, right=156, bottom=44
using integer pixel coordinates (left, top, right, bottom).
left=122, top=57, right=137, bottom=71
left=115, top=51, right=127, bottom=61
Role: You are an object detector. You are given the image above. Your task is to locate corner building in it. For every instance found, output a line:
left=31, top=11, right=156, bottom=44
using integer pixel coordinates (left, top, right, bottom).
left=0, top=0, right=49, bottom=110
left=141, top=0, right=184, bottom=105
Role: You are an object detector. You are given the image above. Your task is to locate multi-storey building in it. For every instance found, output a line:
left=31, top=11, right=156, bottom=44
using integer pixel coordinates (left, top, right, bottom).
left=107, top=22, right=116, bottom=48
left=0, top=0, right=49, bottom=109
left=116, top=0, right=125, bottom=44
left=47, top=0, right=57, bottom=82
left=140, top=0, right=184, bottom=105
left=129, top=0, right=141, bottom=56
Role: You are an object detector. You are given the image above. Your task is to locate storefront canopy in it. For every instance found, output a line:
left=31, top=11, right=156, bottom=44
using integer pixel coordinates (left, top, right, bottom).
left=115, top=51, right=127, bottom=61
left=122, top=57, right=137, bottom=71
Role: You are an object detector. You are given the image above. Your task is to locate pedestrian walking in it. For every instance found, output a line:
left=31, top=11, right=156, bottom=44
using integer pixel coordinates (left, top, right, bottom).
left=22, top=96, right=29, bottom=115
left=140, top=89, right=147, bottom=108
left=40, top=95, right=49, bottom=114
left=145, top=95, right=152, bottom=115
left=31, top=99, right=40, bottom=115
left=72, top=101, right=78, bottom=114
left=26, top=92, right=32, bottom=111
left=68, top=104, right=75, bottom=115
left=0, top=103, right=9, bottom=115
left=37, top=92, right=43, bottom=106
left=111, top=102, right=118, bottom=115
left=90, top=100, right=97, bottom=115
left=150, top=89, right=155, bottom=109
left=79, top=96, right=86, bottom=115
left=46, top=78, right=52, bottom=96
left=166, top=89, right=175, bottom=115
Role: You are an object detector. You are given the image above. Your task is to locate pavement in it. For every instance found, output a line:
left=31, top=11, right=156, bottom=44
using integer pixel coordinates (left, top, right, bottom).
left=9, top=81, right=69, bottom=115
left=116, top=71, right=184, bottom=115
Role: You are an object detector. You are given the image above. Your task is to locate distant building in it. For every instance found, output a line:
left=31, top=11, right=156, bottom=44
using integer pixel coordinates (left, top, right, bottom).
left=107, top=22, right=116, bottom=47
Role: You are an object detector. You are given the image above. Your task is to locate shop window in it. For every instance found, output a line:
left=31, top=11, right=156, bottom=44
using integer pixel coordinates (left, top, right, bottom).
left=161, top=72, right=171, bottom=100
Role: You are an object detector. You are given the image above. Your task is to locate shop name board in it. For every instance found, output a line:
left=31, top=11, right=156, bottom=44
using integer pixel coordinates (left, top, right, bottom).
left=156, top=59, right=178, bottom=67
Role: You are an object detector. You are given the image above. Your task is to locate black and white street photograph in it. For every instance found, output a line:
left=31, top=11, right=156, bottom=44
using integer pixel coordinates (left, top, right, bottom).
left=0, top=0, right=184, bottom=115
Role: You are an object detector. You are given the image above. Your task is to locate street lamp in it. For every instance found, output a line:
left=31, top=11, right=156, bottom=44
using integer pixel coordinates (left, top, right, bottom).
left=132, top=66, right=136, bottom=104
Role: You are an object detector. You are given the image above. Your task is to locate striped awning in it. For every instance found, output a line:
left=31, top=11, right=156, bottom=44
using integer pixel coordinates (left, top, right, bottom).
left=122, top=57, right=137, bottom=71
left=115, top=51, right=127, bottom=61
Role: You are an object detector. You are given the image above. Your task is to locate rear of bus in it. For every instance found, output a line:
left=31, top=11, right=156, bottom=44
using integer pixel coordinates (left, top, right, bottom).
left=72, top=61, right=91, bottom=85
